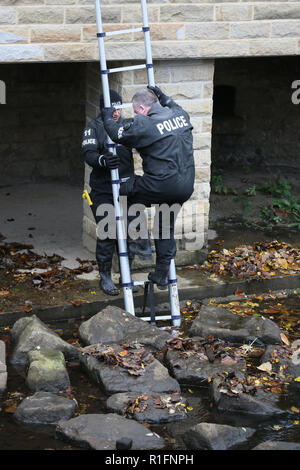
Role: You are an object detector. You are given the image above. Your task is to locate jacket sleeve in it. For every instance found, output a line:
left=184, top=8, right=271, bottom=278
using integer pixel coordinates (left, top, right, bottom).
left=103, top=115, right=147, bottom=148
left=82, top=122, right=106, bottom=169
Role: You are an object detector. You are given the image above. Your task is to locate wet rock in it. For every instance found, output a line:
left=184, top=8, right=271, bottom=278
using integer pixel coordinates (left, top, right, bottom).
left=165, top=348, right=247, bottom=386
left=210, top=376, right=286, bottom=418
left=183, top=422, right=255, bottom=450
left=78, top=305, right=171, bottom=350
left=10, top=315, right=80, bottom=365
left=26, top=350, right=70, bottom=393
left=189, top=305, right=282, bottom=345
left=252, top=441, right=300, bottom=450
left=14, top=391, right=76, bottom=424
left=80, top=344, right=180, bottom=396
left=55, top=413, right=165, bottom=450
left=260, top=344, right=300, bottom=379
left=0, top=340, right=7, bottom=397
left=106, top=392, right=187, bottom=424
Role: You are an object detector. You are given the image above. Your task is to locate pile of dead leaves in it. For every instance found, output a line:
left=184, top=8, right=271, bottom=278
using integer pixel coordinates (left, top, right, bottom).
left=124, top=391, right=185, bottom=418
left=166, top=336, right=258, bottom=366
left=217, top=370, right=291, bottom=397
left=82, top=342, right=154, bottom=376
left=0, top=240, right=96, bottom=290
left=198, top=240, right=300, bottom=281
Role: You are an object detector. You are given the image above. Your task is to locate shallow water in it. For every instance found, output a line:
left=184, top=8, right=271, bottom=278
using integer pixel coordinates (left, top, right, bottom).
left=1, top=295, right=300, bottom=451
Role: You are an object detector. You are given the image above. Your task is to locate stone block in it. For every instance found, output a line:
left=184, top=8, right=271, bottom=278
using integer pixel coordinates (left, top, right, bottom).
left=152, top=40, right=199, bottom=59
left=249, top=38, right=297, bottom=56
left=0, top=26, right=29, bottom=43
left=0, top=7, right=16, bottom=24
left=44, top=43, right=96, bottom=61
left=134, top=23, right=184, bottom=42
left=203, top=81, right=214, bottom=99
left=31, top=25, right=81, bottom=42
left=160, top=82, right=203, bottom=100
left=195, top=166, right=210, bottom=183
left=198, top=39, right=249, bottom=58
left=185, top=22, right=230, bottom=40
left=230, top=21, right=271, bottom=39
left=176, top=99, right=213, bottom=117
left=272, top=20, right=300, bottom=37
left=122, top=5, right=159, bottom=23
left=17, top=6, right=63, bottom=24
left=254, top=4, right=300, bottom=21
left=215, top=4, right=253, bottom=22
left=169, top=60, right=214, bottom=82
left=0, top=44, right=43, bottom=61
left=160, top=4, right=214, bottom=23
left=65, top=6, right=120, bottom=24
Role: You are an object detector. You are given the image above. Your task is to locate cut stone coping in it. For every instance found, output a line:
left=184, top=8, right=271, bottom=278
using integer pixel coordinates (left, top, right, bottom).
left=55, top=413, right=165, bottom=450
left=1, top=273, right=299, bottom=327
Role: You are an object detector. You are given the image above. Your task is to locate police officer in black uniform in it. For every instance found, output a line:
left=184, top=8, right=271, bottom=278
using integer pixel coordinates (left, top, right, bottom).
left=82, top=90, right=151, bottom=296
left=102, top=86, right=195, bottom=290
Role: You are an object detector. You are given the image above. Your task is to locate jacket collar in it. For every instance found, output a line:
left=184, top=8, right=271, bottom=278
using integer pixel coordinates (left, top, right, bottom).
left=147, top=102, right=165, bottom=116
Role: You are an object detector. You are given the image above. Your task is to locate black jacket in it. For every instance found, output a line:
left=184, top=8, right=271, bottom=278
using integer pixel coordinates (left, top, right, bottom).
left=103, top=100, right=195, bottom=200
left=82, top=114, right=134, bottom=195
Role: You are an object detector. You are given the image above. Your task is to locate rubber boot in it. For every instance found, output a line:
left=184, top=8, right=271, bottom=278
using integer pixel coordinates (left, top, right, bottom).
left=148, top=263, right=170, bottom=290
left=99, top=270, right=120, bottom=296
left=128, top=235, right=153, bottom=260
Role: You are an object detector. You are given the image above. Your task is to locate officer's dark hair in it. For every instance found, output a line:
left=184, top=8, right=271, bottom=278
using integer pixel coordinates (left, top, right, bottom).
left=132, top=89, right=158, bottom=107
left=99, top=89, right=122, bottom=110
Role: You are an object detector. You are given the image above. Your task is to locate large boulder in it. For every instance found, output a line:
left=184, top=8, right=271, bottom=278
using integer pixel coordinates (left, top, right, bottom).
left=78, top=305, right=172, bottom=350
left=252, top=441, right=300, bottom=450
left=189, top=306, right=282, bottom=345
left=183, top=422, right=255, bottom=450
left=80, top=343, right=180, bottom=396
left=210, top=376, right=286, bottom=418
left=14, top=391, right=76, bottom=424
left=10, top=315, right=80, bottom=365
left=106, top=391, right=187, bottom=424
left=26, top=350, right=70, bottom=393
left=55, top=413, right=165, bottom=450
left=165, top=348, right=247, bottom=386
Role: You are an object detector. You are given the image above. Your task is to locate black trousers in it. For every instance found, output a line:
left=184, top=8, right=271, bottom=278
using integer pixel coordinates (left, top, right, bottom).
left=89, top=190, right=136, bottom=273
left=120, top=173, right=193, bottom=265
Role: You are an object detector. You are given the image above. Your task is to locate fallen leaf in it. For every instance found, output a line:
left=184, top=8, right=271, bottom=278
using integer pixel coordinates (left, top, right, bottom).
left=257, top=362, right=272, bottom=373
left=280, top=332, right=290, bottom=346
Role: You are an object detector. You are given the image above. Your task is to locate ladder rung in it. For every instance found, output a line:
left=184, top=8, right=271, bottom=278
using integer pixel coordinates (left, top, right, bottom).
left=139, top=315, right=172, bottom=322
left=103, top=27, right=144, bottom=37
left=103, top=64, right=149, bottom=75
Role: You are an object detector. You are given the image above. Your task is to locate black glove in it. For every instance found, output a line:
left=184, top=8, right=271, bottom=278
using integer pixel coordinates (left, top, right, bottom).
left=147, top=85, right=170, bottom=106
left=99, top=151, right=120, bottom=169
left=101, top=106, right=115, bottom=122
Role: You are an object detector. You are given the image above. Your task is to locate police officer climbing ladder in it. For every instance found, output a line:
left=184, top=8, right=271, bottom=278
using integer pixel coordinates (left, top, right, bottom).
left=94, top=0, right=186, bottom=326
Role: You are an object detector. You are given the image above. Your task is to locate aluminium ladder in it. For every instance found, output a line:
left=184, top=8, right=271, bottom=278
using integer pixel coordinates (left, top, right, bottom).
left=95, top=0, right=181, bottom=327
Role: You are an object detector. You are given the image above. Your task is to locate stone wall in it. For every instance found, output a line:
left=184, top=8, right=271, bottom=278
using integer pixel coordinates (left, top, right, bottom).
left=1, top=1, right=300, bottom=63
left=83, top=59, right=213, bottom=261
left=0, top=61, right=86, bottom=185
